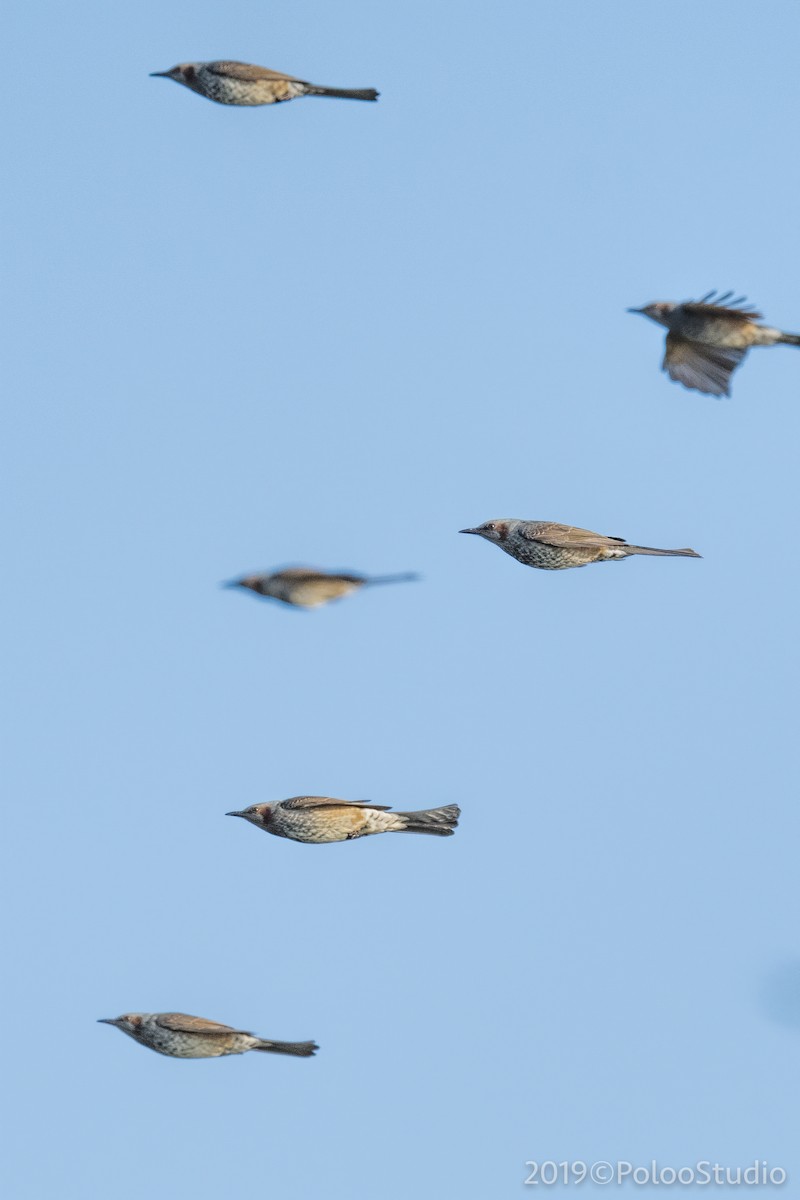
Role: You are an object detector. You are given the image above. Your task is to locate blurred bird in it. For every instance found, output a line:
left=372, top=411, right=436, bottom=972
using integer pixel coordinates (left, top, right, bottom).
left=98, top=1012, right=317, bottom=1059
left=227, top=797, right=460, bottom=843
left=628, top=291, right=800, bottom=396
left=223, top=567, right=419, bottom=609
left=460, top=520, right=700, bottom=570
left=150, top=60, right=378, bottom=106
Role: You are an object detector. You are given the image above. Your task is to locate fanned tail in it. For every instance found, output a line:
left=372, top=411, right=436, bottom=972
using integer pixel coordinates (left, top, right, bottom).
left=398, top=803, right=460, bottom=836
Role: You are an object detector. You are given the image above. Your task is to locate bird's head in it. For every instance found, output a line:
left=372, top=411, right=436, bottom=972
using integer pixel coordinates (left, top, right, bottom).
left=459, top=520, right=513, bottom=544
left=627, top=301, right=676, bottom=327
left=222, top=575, right=266, bottom=595
left=226, top=803, right=272, bottom=828
left=98, top=1014, right=145, bottom=1035
left=150, top=63, right=202, bottom=92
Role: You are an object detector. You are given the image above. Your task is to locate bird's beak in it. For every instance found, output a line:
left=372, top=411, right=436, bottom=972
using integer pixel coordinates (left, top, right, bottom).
left=150, top=71, right=171, bottom=78
left=459, top=528, right=479, bottom=535
left=221, top=580, right=243, bottom=589
left=626, top=307, right=644, bottom=314
left=97, top=1018, right=117, bottom=1025
left=226, top=810, right=247, bottom=818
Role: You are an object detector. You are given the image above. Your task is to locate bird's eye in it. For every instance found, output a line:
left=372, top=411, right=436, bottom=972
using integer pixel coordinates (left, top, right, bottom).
left=485, top=523, right=496, bottom=531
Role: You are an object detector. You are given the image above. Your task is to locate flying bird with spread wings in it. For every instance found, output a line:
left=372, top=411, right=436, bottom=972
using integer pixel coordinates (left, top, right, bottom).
left=628, top=291, right=800, bottom=396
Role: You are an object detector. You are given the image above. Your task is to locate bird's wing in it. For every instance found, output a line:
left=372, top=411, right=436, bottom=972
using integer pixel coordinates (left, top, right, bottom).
left=281, top=795, right=393, bottom=811
left=681, top=291, right=762, bottom=321
left=518, top=523, right=626, bottom=549
left=277, top=568, right=363, bottom=584
left=275, top=568, right=328, bottom=581
left=663, top=334, right=746, bottom=397
left=156, top=1013, right=242, bottom=1035
left=206, top=61, right=305, bottom=83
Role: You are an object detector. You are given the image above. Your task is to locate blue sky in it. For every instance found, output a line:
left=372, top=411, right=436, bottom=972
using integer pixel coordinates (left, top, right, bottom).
left=4, top=1, right=799, bottom=1196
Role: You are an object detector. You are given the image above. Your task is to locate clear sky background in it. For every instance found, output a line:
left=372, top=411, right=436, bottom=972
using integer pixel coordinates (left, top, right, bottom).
left=3, top=2, right=800, bottom=1196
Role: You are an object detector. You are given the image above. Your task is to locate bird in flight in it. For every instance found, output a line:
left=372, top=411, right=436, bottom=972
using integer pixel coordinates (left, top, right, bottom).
left=150, top=60, right=378, bottom=106
left=98, top=1012, right=317, bottom=1058
left=222, top=567, right=419, bottom=609
left=460, top=520, right=700, bottom=570
left=628, top=291, right=800, bottom=396
left=227, top=797, right=460, bottom=844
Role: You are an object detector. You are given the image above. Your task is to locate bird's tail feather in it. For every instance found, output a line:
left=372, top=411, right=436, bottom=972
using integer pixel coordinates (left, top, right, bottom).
left=626, top=545, right=701, bottom=558
left=254, top=1039, right=318, bottom=1057
left=398, top=803, right=460, bottom=836
left=364, top=572, right=420, bottom=587
left=777, top=331, right=800, bottom=346
left=308, top=86, right=379, bottom=101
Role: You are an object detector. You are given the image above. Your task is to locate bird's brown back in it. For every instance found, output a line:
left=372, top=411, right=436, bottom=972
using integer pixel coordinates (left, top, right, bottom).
left=204, top=60, right=306, bottom=84
left=154, top=1013, right=244, bottom=1036
left=518, top=522, right=626, bottom=549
